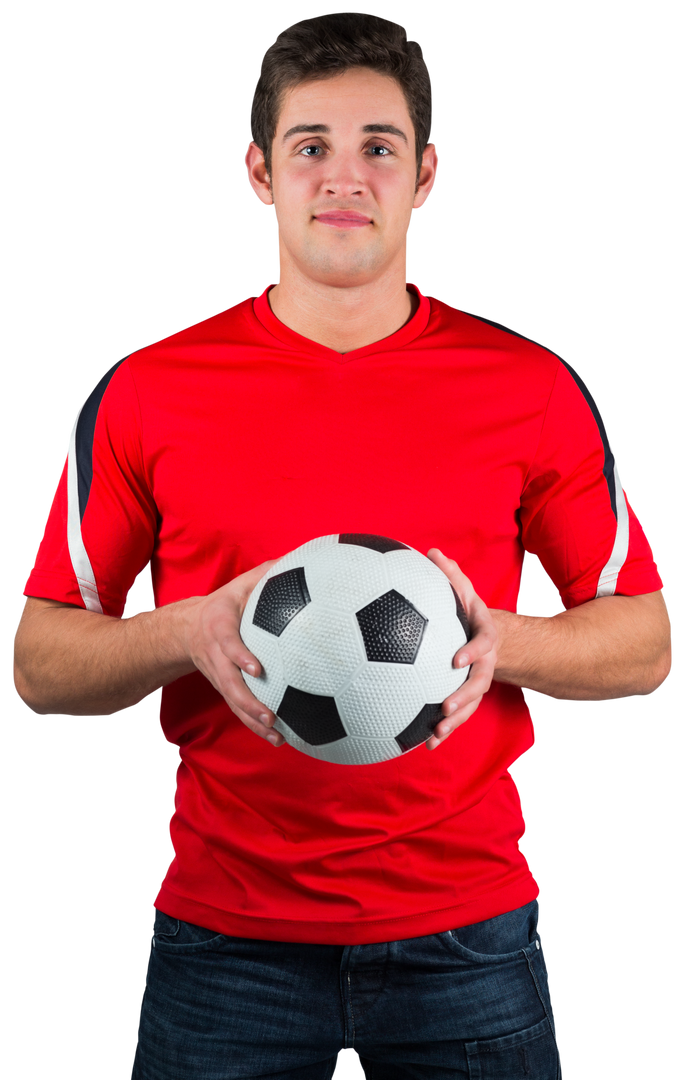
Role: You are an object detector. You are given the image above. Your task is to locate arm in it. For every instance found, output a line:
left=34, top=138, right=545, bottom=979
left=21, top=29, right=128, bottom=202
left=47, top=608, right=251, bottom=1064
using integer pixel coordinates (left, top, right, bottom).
left=14, top=559, right=287, bottom=747
left=14, top=597, right=199, bottom=715
left=424, top=550, right=671, bottom=750
left=491, top=590, right=671, bottom=699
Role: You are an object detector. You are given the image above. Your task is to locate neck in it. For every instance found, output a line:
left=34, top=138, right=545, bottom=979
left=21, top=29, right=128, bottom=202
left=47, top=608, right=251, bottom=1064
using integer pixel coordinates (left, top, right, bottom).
left=265, top=270, right=417, bottom=354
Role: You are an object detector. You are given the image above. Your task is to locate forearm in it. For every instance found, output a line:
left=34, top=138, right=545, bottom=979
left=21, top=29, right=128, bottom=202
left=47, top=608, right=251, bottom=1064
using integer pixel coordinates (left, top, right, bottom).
left=14, top=597, right=201, bottom=714
left=491, top=592, right=671, bottom=699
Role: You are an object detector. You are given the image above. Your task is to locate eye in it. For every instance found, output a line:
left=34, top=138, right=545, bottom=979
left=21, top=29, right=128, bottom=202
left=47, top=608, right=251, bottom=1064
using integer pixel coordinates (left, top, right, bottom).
left=367, top=144, right=393, bottom=156
left=296, top=142, right=391, bottom=157
left=299, top=144, right=324, bottom=157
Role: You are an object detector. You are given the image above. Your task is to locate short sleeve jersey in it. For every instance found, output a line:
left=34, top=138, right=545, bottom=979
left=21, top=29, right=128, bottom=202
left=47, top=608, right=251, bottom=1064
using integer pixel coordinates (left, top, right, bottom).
left=26, top=285, right=662, bottom=944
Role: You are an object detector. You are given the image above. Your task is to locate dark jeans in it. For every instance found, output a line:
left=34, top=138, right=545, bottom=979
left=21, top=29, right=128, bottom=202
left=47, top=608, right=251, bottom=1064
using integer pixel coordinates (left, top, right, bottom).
left=132, top=899, right=561, bottom=1079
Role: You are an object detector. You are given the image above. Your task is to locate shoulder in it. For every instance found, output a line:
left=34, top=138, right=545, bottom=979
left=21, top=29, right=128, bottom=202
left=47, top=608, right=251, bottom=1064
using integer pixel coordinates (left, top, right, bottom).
left=124, top=295, right=257, bottom=377
left=424, top=295, right=600, bottom=407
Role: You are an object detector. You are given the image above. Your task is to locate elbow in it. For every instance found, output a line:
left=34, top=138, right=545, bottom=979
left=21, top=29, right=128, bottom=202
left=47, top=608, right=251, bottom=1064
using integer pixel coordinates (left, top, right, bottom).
left=652, top=643, right=669, bottom=695
left=9, top=648, right=56, bottom=717
left=639, top=642, right=672, bottom=695
left=14, top=661, right=51, bottom=714
left=11, top=673, right=41, bottom=717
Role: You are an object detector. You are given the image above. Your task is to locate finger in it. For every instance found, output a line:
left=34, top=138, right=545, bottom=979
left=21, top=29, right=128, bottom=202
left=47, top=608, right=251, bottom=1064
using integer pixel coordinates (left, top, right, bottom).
left=237, top=650, right=264, bottom=679
left=453, top=626, right=497, bottom=669
left=440, top=652, right=492, bottom=721
left=438, top=684, right=485, bottom=730
left=210, top=639, right=269, bottom=717
left=427, top=695, right=484, bottom=749
left=212, top=619, right=266, bottom=678
left=427, top=547, right=478, bottom=603
left=443, top=664, right=494, bottom=715
left=453, top=635, right=490, bottom=669
left=228, top=698, right=286, bottom=746
left=453, top=644, right=472, bottom=670
left=224, top=675, right=276, bottom=728
left=426, top=547, right=460, bottom=569
left=207, top=663, right=285, bottom=746
left=201, top=645, right=277, bottom=727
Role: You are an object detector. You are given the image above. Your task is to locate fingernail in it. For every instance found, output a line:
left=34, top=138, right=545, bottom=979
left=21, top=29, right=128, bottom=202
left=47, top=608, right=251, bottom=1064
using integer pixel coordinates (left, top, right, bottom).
left=446, top=702, right=457, bottom=715
left=267, top=733, right=281, bottom=746
left=458, top=655, right=469, bottom=668
left=246, top=663, right=257, bottom=675
left=259, top=713, right=270, bottom=725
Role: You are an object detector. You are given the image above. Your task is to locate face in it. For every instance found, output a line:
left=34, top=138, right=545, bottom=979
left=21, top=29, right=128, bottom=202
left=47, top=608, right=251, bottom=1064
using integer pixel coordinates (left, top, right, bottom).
left=246, top=67, right=437, bottom=288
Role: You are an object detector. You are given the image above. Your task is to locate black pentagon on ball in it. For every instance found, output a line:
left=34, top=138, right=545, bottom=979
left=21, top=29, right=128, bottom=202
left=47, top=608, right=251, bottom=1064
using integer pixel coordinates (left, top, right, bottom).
left=395, top=703, right=443, bottom=752
left=253, top=567, right=311, bottom=637
left=277, top=686, right=347, bottom=746
left=338, top=533, right=409, bottom=554
left=356, top=589, right=427, bottom=664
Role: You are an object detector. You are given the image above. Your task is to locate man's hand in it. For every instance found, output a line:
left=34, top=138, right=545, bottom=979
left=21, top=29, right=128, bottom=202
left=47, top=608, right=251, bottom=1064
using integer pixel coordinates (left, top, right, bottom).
left=181, top=560, right=285, bottom=746
left=424, top=548, right=499, bottom=751
left=15, top=559, right=286, bottom=746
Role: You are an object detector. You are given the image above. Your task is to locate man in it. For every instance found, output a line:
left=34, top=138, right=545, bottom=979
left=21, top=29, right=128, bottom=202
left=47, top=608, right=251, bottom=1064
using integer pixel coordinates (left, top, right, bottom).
left=14, top=12, right=669, bottom=1079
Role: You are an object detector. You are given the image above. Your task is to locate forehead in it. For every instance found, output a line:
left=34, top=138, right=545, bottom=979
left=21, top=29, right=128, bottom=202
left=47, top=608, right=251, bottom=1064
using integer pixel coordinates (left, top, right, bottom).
left=276, top=68, right=412, bottom=132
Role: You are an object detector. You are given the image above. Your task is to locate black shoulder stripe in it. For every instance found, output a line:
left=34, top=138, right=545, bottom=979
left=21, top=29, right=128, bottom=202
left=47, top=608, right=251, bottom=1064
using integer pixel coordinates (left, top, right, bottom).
left=453, top=304, right=618, bottom=522
left=75, top=341, right=146, bottom=518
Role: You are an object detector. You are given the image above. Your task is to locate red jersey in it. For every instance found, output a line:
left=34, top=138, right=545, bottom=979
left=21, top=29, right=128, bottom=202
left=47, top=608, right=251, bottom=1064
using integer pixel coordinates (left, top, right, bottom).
left=26, top=285, right=662, bottom=944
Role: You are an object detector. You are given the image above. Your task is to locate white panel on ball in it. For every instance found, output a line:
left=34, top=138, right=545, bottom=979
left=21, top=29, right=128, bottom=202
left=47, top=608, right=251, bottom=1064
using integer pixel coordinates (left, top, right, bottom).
left=305, top=543, right=389, bottom=611
left=241, top=625, right=288, bottom=714
left=382, top=548, right=458, bottom=623
left=338, top=664, right=426, bottom=740
left=279, top=604, right=366, bottom=696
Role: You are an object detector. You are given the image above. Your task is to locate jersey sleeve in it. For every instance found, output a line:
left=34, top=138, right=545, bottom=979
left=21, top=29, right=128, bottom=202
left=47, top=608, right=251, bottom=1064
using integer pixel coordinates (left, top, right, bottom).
left=25, top=358, right=157, bottom=617
left=519, top=359, right=662, bottom=608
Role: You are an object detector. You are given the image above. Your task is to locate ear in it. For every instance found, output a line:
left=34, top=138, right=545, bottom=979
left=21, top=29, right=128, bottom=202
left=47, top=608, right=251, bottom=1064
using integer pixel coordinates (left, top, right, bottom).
left=412, top=141, right=440, bottom=210
left=240, top=139, right=271, bottom=206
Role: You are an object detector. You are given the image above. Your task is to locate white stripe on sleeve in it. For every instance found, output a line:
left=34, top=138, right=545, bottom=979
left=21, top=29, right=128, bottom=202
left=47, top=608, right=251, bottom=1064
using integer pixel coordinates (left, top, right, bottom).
left=596, top=442, right=626, bottom=604
left=64, top=399, right=102, bottom=617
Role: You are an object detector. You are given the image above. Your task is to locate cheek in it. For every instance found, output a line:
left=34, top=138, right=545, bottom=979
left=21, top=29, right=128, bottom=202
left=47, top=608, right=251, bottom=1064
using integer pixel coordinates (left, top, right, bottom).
left=271, top=168, right=318, bottom=220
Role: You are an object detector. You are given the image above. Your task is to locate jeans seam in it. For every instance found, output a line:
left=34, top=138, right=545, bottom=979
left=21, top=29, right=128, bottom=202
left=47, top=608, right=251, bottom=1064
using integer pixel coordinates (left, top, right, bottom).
left=524, top=948, right=558, bottom=1046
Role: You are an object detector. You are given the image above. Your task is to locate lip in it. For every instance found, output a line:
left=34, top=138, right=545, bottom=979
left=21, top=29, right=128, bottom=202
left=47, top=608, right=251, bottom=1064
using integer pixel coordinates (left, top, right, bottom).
left=314, top=211, right=373, bottom=228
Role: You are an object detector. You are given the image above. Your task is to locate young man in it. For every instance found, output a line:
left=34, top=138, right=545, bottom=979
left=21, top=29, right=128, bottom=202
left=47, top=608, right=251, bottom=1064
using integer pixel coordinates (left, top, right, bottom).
left=15, top=13, right=669, bottom=1080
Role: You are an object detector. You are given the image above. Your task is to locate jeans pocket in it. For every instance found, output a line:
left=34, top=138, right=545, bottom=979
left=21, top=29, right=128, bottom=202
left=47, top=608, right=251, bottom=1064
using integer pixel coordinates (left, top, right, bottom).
left=150, top=911, right=222, bottom=954
left=466, top=1016, right=561, bottom=1079
left=440, top=900, right=540, bottom=964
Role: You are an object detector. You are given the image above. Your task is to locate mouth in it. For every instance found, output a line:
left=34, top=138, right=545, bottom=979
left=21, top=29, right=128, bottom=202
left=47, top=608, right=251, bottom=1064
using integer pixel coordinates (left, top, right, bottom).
left=313, top=211, right=373, bottom=229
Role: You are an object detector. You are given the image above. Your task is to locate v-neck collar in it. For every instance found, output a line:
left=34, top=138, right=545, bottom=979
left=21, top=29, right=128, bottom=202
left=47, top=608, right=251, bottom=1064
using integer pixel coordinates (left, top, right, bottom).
left=251, top=284, right=431, bottom=364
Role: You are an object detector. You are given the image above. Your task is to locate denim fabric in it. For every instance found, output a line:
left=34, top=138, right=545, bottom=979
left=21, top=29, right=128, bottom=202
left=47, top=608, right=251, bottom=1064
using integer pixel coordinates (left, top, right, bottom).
left=131, top=899, right=561, bottom=1079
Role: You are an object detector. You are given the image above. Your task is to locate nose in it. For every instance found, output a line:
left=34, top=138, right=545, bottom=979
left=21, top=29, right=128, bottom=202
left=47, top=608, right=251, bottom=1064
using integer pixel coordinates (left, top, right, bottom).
left=320, top=149, right=367, bottom=198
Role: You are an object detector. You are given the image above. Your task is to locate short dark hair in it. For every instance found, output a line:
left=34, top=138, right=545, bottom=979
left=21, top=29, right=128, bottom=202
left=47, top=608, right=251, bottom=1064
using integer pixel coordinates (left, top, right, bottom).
left=251, top=13, right=431, bottom=180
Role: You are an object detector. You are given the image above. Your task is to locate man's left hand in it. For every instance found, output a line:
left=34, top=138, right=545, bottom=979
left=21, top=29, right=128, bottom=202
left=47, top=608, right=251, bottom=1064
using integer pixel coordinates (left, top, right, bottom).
left=425, top=548, right=498, bottom=751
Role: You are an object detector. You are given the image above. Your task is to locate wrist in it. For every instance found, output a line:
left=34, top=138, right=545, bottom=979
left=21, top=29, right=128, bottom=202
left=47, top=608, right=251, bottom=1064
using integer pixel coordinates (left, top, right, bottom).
left=136, top=595, right=205, bottom=678
left=490, top=608, right=549, bottom=686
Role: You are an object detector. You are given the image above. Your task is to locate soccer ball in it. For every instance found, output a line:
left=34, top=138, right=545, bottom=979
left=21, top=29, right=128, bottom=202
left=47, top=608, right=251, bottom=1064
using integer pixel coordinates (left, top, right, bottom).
left=240, top=534, right=471, bottom=765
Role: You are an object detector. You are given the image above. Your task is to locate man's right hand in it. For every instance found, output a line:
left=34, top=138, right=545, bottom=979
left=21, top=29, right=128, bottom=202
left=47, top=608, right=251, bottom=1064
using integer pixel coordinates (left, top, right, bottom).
left=14, top=559, right=286, bottom=746
left=181, top=560, right=285, bottom=746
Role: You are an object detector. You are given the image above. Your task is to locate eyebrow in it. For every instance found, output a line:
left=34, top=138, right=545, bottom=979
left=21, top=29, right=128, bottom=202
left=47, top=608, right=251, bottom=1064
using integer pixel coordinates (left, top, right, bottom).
left=281, top=122, right=408, bottom=144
